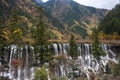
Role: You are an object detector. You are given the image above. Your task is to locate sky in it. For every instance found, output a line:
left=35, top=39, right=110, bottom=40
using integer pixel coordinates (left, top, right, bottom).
left=42, top=0, right=119, bottom=10
left=74, top=0, right=119, bottom=9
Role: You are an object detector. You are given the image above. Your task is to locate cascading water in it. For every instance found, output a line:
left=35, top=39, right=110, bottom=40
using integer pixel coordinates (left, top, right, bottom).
left=53, top=44, right=59, bottom=56
left=63, top=43, right=69, bottom=55
left=58, top=44, right=63, bottom=54
left=0, top=43, right=119, bottom=80
left=24, top=45, right=29, bottom=80
left=52, top=43, right=118, bottom=80
left=7, top=45, right=35, bottom=80
left=8, top=44, right=17, bottom=80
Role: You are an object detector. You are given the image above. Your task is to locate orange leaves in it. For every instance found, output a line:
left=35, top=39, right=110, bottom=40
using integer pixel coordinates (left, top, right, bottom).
left=11, top=59, right=22, bottom=67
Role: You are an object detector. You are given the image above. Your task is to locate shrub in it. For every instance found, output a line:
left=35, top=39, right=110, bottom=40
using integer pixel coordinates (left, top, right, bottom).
left=34, top=67, right=48, bottom=80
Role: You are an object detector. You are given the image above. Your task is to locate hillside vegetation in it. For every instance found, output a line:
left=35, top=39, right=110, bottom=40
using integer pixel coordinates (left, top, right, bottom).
left=98, top=4, right=120, bottom=39
left=42, top=0, right=108, bottom=38
left=0, top=0, right=108, bottom=40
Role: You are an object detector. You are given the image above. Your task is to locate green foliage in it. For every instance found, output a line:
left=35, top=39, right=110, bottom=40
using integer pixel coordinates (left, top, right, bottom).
left=105, top=63, right=111, bottom=74
left=67, top=60, right=80, bottom=79
left=99, top=4, right=120, bottom=35
left=46, top=14, right=64, bottom=30
left=43, top=0, right=107, bottom=38
left=92, top=28, right=106, bottom=61
left=34, top=67, right=48, bottom=80
left=51, top=76, right=58, bottom=80
left=0, top=76, right=10, bottom=80
left=59, top=77, right=67, bottom=80
left=71, top=25, right=88, bottom=38
left=67, top=34, right=80, bottom=79
left=0, top=47, right=9, bottom=71
left=0, top=19, right=6, bottom=47
left=33, top=7, right=52, bottom=67
left=9, top=9, right=23, bottom=44
left=68, top=34, right=79, bottom=60
left=0, top=0, right=108, bottom=40
left=113, top=58, right=120, bottom=76
left=0, top=19, right=9, bottom=72
left=51, top=76, right=67, bottom=80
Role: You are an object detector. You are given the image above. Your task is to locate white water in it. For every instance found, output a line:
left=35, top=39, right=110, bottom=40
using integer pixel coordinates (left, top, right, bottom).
left=0, top=43, right=118, bottom=80
left=53, top=44, right=59, bottom=56
left=7, top=45, right=35, bottom=80
left=59, top=44, right=63, bottom=54
left=53, top=43, right=118, bottom=80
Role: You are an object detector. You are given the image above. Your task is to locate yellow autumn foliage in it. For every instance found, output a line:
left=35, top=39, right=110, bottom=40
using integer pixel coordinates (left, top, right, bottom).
left=13, top=29, right=22, bottom=35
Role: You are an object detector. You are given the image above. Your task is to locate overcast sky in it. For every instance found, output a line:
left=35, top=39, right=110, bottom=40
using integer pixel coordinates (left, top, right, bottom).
left=42, top=0, right=119, bottom=9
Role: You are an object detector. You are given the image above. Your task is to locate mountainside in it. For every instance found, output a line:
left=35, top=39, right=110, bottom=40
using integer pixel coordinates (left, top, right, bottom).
left=0, top=0, right=35, bottom=22
left=0, top=0, right=44, bottom=43
left=98, top=4, right=120, bottom=35
left=34, top=0, right=43, bottom=4
left=41, top=0, right=108, bottom=38
left=0, top=0, right=16, bottom=23
left=0, top=0, right=108, bottom=40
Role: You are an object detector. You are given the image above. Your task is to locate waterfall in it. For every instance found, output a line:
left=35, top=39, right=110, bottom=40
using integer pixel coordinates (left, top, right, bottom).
left=46, top=68, right=51, bottom=80
left=85, top=44, right=91, bottom=66
left=17, top=47, right=22, bottom=80
left=58, top=44, right=63, bottom=54
left=7, top=45, right=35, bottom=80
left=101, top=44, right=118, bottom=66
left=24, top=45, right=29, bottom=80
left=63, top=43, right=69, bottom=55
left=8, top=44, right=16, bottom=79
left=30, top=67, right=35, bottom=80
left=59, top=63, right=66, bottom=77
left=53, top=44, right=59, bottom=56
left=1, top=43, right=119, bottom=80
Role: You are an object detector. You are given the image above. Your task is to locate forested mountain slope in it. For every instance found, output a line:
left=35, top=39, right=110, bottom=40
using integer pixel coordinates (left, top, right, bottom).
left=99, top=4, right=120, bottom=35
left=40, top=0, right=108, bottom=38
left=0, top=0, right=108, bottom=39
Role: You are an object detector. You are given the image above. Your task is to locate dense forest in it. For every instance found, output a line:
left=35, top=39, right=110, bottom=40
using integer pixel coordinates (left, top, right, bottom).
left=0, top=0, right=108, bottom=39
left=98, top=4, right=120, bottom=39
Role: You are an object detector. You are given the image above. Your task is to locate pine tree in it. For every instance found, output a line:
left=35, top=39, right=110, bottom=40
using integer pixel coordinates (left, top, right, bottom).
left=68, top=34, right=79, bottom=60
left=114, top=58, right=120, bottom=76
left=33, top=7, right=52, bottom=67
left=105, top=63, right=111, bottom=74
left=34, top=67, right=48, bottom=80
left=9, top=9, right=23, bottom=45
left=92, top=28, right=106, bottom=61
left=0, top=18, right=8, bottom=77
left=68, top=34, right=79, bottom=78
left=0, top=19, right=6, bottom=47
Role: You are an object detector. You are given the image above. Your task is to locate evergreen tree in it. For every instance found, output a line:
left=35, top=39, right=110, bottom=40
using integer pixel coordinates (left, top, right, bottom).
left=0, top=18, right=8, bottom=77
left=114, top=58, right=120, bottom=76
left=33, top=7, right=52, bottom=67
left=98, top=4, right=120, bottom=35
left=105, top=63, right=111, bottom=74
left=8, top=9, right=23, bottom=65
left=68, top=34, right=79, bottom=60
left=34, top=67, right=48, bottom=80
left=92, top=28, right=106, bottom=61
left=0, top=19, right=6, bottom=47
left=9, top=9, right=23, bottom=45
left=68, top=34, right=79, bottom=79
